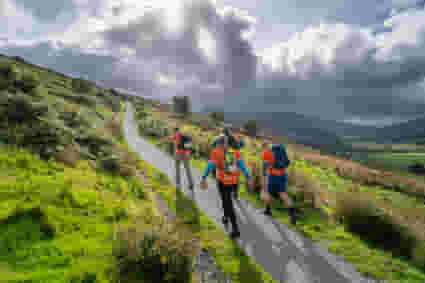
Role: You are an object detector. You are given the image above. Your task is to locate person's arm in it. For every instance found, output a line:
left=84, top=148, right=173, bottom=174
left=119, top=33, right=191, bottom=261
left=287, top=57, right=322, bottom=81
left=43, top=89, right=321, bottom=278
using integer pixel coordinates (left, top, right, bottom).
left=237, top=159, right=252, bottom=180
left=263, top=161, right=270, bottom=177
left=238, top=137, right=245, bottom=148
left=201, top=161, right=216, bottom=180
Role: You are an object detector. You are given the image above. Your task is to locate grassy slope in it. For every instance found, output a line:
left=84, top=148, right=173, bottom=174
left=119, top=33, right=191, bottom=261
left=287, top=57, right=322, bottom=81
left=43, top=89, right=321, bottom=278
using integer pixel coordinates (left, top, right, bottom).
left=0, top=55, right=275, bottom=283
left=136, top=106, right=425, bottom=283
left=0, top=144, right=158, bottom=282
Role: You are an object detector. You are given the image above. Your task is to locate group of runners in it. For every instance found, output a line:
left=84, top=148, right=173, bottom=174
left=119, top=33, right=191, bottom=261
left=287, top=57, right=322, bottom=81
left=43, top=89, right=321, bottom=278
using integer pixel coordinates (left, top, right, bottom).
left=161, top=126, right=297, bottom=239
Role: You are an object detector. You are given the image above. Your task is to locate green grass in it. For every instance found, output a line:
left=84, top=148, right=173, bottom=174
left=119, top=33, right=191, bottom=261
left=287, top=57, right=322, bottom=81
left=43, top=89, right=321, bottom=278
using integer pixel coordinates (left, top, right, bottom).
left=0, top=144, right=153, bottom=282
left=133, top=103, right=425, bottom=282
left=352, top=151, right=425, bottom=170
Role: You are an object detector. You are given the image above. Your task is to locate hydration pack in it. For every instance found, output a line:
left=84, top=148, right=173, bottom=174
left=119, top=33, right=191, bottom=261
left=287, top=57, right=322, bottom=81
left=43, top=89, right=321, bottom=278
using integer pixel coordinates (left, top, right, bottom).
left=271, top=144, right=290, bottom=169
left=177, top=134, right=192, bottom=150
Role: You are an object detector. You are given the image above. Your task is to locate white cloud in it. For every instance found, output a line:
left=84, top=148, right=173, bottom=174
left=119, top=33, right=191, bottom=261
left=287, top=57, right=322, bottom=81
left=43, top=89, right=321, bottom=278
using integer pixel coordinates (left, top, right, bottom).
left=3, top=0, right=425, bottom=123
left=0, top=0, right=38, bottom=39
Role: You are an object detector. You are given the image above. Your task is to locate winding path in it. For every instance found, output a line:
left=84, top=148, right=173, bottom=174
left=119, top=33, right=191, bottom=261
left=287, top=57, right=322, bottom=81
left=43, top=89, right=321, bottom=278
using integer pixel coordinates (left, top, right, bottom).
left=123, top=102, right=385, bottom=283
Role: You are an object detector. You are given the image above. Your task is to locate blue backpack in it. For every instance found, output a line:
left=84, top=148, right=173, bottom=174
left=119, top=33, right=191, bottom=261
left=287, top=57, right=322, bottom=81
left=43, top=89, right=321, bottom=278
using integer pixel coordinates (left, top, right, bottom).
left=271, top=144, right=290, bottom=169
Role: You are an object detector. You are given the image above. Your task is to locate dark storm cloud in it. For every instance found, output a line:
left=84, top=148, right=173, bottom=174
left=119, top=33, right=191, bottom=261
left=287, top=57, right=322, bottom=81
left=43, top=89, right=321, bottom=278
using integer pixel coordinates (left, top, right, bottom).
left=3, top=0, right=425, bottom=125
left=102, top=0, right=257, bottom=91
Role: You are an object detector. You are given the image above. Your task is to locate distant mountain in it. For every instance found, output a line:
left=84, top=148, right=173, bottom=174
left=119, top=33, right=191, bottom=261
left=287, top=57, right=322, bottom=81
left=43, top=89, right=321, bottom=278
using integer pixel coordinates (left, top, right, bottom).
left=374, top=115, right=425, bottom=143
left=199, top=107, right=425, bottom=148
left=206, top=111, right=348, bottom=153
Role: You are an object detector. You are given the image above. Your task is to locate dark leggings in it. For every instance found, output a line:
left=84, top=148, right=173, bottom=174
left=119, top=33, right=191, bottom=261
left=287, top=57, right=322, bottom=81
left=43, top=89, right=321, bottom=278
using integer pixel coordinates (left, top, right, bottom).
left=217, top=182, right=239, bottom=232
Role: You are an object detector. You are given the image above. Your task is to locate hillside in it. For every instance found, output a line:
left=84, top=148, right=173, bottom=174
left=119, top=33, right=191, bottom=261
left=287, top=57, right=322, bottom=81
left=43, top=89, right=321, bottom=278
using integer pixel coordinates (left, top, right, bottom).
left=200, top=107, right=425, bottom=148
left=135, top=102, right=425, bottom=282
left=0, top=54, right=282, bottom=283
left=373, top=115, right=425, bottom=143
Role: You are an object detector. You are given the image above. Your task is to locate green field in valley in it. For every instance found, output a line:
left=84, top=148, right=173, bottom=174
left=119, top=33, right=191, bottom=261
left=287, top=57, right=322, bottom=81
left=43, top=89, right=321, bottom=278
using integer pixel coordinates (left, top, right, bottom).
left=351, top=151, right=425, bottom=170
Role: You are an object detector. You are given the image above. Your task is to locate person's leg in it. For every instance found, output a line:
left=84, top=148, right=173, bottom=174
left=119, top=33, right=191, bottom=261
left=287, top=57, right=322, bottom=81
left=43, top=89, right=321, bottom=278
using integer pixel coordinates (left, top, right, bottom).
left=232, top=183, right=239, bottom=200
left=278, top=174, right=293, bottom=208
left=278, top=175, right=296, bottom=224
left=264, top=175, right=276, bottom=215
left=182, top=156, right=194, bottom=190
left=175, top=156, right=181, bottom=189
left=219, top=182, right=239, bottom=236
left=217, top=181, right=228, bottom=225
left=225, top=184, right=240, bottom=236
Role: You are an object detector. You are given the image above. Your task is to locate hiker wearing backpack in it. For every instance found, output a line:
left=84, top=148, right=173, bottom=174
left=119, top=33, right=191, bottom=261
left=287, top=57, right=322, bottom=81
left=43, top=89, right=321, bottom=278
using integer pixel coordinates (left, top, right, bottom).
left=161, top=127, right=194, bottom=191
left=261, top=140, right=297, bottom=225
left=200, top=135, right=254, bottom=239
left=211, top=127, right=245, bottom=200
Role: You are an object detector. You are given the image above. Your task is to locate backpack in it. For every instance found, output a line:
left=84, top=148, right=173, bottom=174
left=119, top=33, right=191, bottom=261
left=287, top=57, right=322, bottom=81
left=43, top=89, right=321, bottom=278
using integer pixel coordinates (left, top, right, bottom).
left=177, top=134, right=192, bottom=150
left=228, top=135, right=242, bottom=149
left=222, top=149, right=238, bottom=174
left=271, top=144, right=290, bottom=169
left=213, top=134, right=243, bottom=149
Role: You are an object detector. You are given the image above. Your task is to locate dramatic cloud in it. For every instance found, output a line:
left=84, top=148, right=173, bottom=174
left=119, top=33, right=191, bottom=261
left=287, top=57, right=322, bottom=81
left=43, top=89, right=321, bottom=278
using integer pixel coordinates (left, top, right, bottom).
left=2, top=0, right=425, bottom=124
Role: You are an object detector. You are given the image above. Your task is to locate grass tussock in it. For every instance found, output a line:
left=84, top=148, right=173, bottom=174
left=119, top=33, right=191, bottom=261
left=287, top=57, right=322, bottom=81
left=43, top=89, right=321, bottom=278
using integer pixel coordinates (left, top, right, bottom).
left=55, top=143, right=81, bottom=167
left=116, top=217, right=200, bottom=283
left=104, top=114, right=124, bottom=141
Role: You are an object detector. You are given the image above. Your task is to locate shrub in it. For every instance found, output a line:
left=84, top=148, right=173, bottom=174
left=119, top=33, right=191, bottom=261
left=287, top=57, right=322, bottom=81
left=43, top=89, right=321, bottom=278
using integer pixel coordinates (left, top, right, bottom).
left=72, top=78, right=92, bottom=93
left=0, top=63, right=20, bottom=90
left=209, top=111, right=225, bottom=123
left=0, top=92, right=49, bottom=124
left=73, top=94, right=97, bottom=107
left=25, top=118, right=75, bottom=159
left=100, top=155, right=121, bottom=173
left=104, top=115, right=123, bottom=141
left=335, top=192, right=418, bottom=259
left=55, top=143, right=81, bottom=167
left=17, top=72, right=41, bottom=92
left=115, top=219, right=198, bottom=283
left=75, top=131, right=114, bottom=158
left=60, top=106, right=90, bottom=130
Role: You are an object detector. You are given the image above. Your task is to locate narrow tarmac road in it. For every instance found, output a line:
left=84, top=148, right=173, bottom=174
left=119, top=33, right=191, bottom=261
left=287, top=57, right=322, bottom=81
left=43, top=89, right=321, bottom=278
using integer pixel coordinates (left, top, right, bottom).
left=123, top=103, right=385, bottom=283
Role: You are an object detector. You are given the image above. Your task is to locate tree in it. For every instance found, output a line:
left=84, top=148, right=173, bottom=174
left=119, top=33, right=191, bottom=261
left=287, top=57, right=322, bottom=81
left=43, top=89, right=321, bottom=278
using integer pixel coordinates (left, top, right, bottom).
left=244, top=120, right=258, bottom=137
left=209, top=111, right=225, bottom=124
left=172, top=95, right=191, bottom=118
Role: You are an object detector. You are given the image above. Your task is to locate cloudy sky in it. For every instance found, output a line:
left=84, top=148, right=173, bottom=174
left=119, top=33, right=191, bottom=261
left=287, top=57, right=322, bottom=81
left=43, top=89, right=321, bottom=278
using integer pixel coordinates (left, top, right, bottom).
left=2, top=0, right=425, bottom=125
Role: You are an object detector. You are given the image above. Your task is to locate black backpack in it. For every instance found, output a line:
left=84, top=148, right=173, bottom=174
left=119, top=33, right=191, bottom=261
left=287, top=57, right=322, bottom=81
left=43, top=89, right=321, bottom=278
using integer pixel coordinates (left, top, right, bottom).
left=178, top=134, right=192, bottom=150
left=271, top=144, right=290, bottom=169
